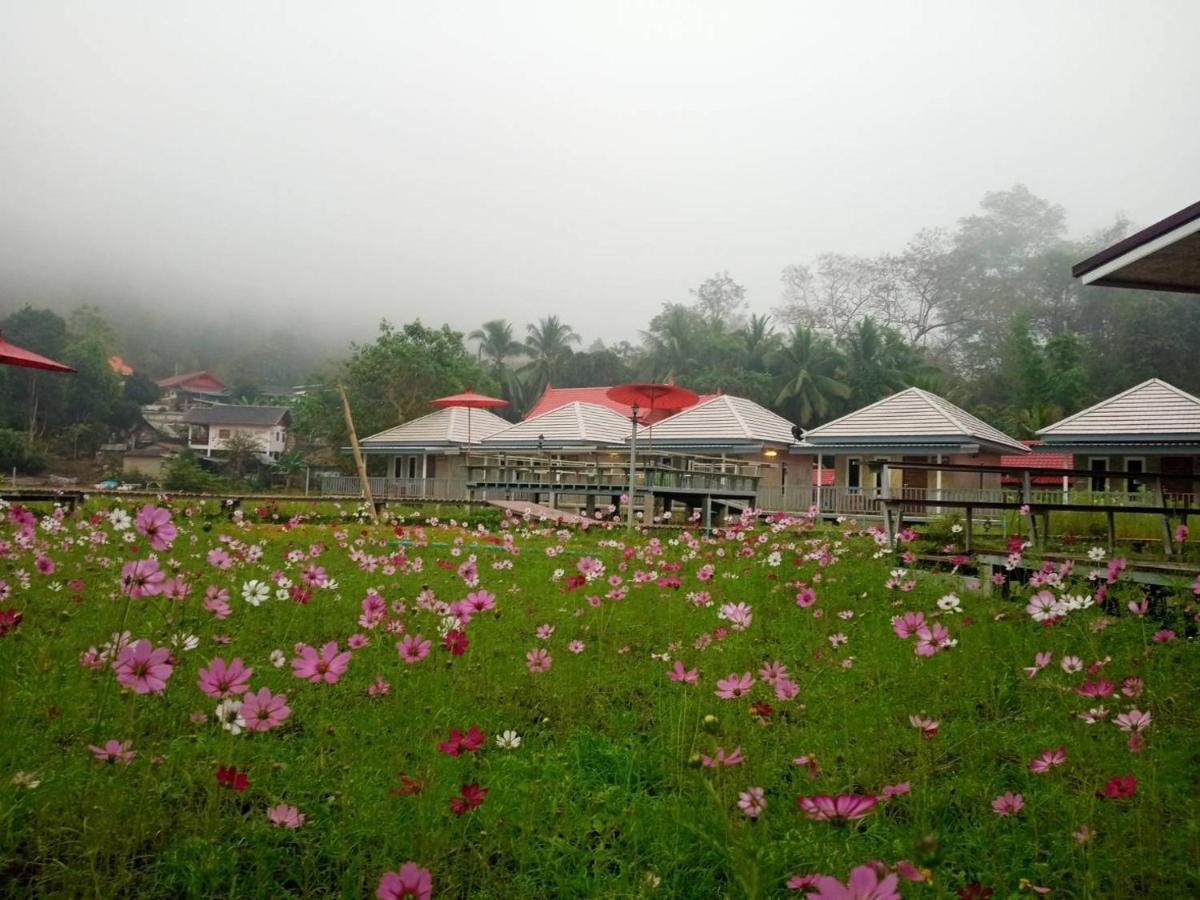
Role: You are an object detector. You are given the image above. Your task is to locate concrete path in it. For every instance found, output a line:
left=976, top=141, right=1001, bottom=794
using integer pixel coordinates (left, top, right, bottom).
left=486, top=499, right=587, bottom=525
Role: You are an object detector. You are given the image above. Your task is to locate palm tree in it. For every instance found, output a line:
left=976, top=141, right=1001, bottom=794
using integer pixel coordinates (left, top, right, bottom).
left=641, top=305, right=703, bottom=380
left=840, top=318, right=916, bottom=407
left=739, top=313, right=779, bottom=372
left=468, top=320, right=524, bottom=376
left=522, top=316, right=581, bottom=391
left=771, top=326, right=850, bottom=427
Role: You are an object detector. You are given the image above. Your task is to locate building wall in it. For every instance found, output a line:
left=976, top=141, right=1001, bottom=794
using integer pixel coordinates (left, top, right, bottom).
left=124, top=455, right=167, bottom=479
left=825, top=451, right=1004, bottom=493
left=191, top=424, right=287, bottom=459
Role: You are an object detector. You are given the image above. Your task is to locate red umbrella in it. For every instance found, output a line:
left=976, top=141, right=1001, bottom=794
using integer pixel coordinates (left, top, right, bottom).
left=0, top=333, right=76, bottom=373
left=430, top=388, right=508, bottom=448
left=607, top=383, right=699, bottom=528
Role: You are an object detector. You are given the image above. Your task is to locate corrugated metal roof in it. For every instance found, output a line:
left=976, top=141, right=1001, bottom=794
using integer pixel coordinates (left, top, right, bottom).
left=646, top=394, right=798, bottom=446
left=1038, top=378, right=1200, bottom=439
left=180, top=405, right=290, bottom=427
left=360, top=407, right=511, bottom=447
left=804, top=388, right=1028, bottom=454
left=483, top=402, right=633, bottom=447
left=1000, top=441, right=1073, bottom=485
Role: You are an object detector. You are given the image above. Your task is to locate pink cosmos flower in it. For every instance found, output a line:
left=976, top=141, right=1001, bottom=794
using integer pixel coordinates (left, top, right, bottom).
left=568, top=639, right=584, bottom=653
left=1029, top=745, right=1067, bottom=774
left=715, top=671, right=755, bottom=700
left=1024, top=651, right=1052, bottom=678
left=120, top=558, right=166, bottom=599
left=667, top=660, right=699, bottom=683
left=991, top=791, right=1024, bottom=816
left=758, top=660, right=789, bottom=685
left=397, top=634, right=431, bottom=664
left=536, top=623, right=555, bottom=640
left=738, top=786, right=766, bottom=818
left=795, top=793, right=878, bottom=823
left=774, top=677, right=800, bottom=701
left=701, top=746, right=744, bottom=767
left=891, top=611, right=925, bottom=639
left=241, top=687, right=291, bottom=731
left=89, top=739, right=135, bottom=764
left=914, top=622, right=952, bottom=656
left=1153, top=629, right=1176, bottom=642
left=1121, top=677, right=1144, bottom=698
left=207, top=548, right=232, bottom=569
left=35, top=556, right=54, bottom=575
left=792, top=754, right=819, bottom=778
left=367, top=674, right=391, bottom=696
left=1114, top=709, right=1152, bottom=733
left=879, top=782, right=909, bottom=799
left=909, top=715, right=938, bottom=739
left=376, top=862, right=433, bottom=900
left=113, top=639, right=174, bottom=693
left=197, top=657, right=253, bottom=698
left=267, top=803, right=305, bottom=828
left=290, top=641, right=352, bottom=684
left=1074, top=678, right=1115, bottom=697
left=1060, top=655, right=1083, bottom=673
left=135, top=504, right=177, bottom=551
left=526, top=647, right=553, bottom=673
left=718, top=602, right=753, bottom=631
left=804, top=864, right=901, bottom=900
left=795, top=586, right=817, bottom=607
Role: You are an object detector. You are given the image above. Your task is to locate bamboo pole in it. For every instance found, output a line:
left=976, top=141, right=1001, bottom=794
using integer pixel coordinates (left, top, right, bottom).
left=339, top=384, right=377, bottom=523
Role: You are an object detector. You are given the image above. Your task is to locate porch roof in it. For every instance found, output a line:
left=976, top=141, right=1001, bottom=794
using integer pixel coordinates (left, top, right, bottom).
left=359, top=406, right=511, bottom=452
left=1073, top=200, right=1200, bottom=294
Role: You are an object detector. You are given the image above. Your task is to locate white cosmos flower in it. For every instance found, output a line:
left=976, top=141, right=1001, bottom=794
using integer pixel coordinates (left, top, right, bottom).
left=937, top=593, right=962, bottom=614
left=496, top=730, right=522, bottom=750
left=108, top=509, right=131, bottom=531
left=242, top=580, right=270, bottom=607
left=1087, top=546, right=1106, bottom=561
left=215, top=698, right=245, bottom=735
left=170, top=632, right=199, bottom=651
left=270, top=649, right=286, bottom=668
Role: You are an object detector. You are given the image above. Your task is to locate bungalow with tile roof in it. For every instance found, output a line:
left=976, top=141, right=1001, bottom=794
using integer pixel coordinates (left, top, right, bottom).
left=483, top=401, right=635, bottom=451
left=797, top=387, right=1027, bottom=510
left=357, top=406, right=511, bottom=484
left=1037, top=378, right=1200, bottom=499
left=525, top=384, right=717, bottom=423
left=180, top=405, right=291, bottom=461
left=641, top=394, right=808, bottom=502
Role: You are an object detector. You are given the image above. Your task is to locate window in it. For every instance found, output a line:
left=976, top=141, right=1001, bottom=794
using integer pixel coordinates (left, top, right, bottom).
left=1125, top=458, right=1145, bottom=495
left=218, top=428, right=231, bottom=440
left=847, top=457, right=862, bottom=492
left=1089, top=457, right=1109, bottom=493
left=407, top=456, right=417, bottom=479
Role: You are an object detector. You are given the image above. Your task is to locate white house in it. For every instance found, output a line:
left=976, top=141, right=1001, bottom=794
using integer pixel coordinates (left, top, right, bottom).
left=180, top=405, right=291, bottom=460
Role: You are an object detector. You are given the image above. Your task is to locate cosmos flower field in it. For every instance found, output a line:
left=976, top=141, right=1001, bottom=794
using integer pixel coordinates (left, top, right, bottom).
left=1, top=500, right=1197, bottom=898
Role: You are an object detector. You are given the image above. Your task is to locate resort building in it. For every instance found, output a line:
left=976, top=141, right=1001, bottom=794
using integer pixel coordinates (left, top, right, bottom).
left=181, top=405, right=291, bottom=461
left=1037, top=378, right=1200, bottom=501
left=481, top=401, right=634, bottom=453
left=797, top=387, right=1028, bottom=512
left=356, top=406, right=511, bottom=493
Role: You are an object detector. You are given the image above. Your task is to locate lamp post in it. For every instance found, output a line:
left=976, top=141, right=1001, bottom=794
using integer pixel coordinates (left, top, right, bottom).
left=627, top=402, right=639, bottom=529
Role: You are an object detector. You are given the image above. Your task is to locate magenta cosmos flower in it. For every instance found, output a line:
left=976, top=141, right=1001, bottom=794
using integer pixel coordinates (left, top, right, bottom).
left=377, top=861, right=432, bottom=900
left=241, top=687, right=291, bottom=731
left=804, top=864, right=900, bottom=900
left=738, top=786, right=766, bottom=818
left=715, top=671, right=755, bottom=700
left=113, top=639, right=174, bottom=693
left=197, top=657, right=253, bottom=698
left=1114, top=709, right=1152, bottom=732
left=668, top=660, right=699, bottom=683
left=991, top=791, right=1024, bottom=816
left=397, top=634, right=431, bottom=664
left=88, top=739, right=136, bottom=764
left=267, top=803, right=305, bottom=829
left=526, top=647, right=552, bottom=673
left=120, top=558, right=166, bottom=599
left=291, top=641, right=352, bottom=684
left=1029, top=745, right=1067, bottom=774
left=135, top=504, right=177, bottom=551
left=795, top=793, right=878, bottom=824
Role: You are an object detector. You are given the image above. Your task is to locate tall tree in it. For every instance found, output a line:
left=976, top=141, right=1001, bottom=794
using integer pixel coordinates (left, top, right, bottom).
left=522, top=316, right=580, bottom=392
left=771, top=326, right=849, bottom=427
left=469, top=319, right=525, bottom=375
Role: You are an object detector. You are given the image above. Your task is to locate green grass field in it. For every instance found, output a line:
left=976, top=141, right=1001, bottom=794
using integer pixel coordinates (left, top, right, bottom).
left=1, top=501, right=1197, bottom=898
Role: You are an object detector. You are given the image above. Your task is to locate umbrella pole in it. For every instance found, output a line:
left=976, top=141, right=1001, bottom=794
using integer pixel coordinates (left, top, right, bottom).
left=339, top=384, right=378, bottom=524
left=627, top=403, right=638, bottom=529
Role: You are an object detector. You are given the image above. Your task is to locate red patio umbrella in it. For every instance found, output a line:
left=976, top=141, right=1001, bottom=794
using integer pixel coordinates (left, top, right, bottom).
left=430, top=388, right=508, bottom=448
left=0, top=333, right=76, bottom=373
left=607, top=383, right=699, bottom=528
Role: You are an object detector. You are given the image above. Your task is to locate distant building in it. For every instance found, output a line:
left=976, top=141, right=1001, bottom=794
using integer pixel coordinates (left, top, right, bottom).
left=155, top=371, right=231, bottom=408
left=181, top=405, right=291, bottom=461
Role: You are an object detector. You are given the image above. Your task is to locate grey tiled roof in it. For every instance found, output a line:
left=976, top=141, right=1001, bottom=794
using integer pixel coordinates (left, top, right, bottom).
left=361, top=406, right=511, bottom=447
left=804, top=388, right=1027, bottom=454
left=647, top=394, right=799, bottom=446
left=483, top=402, right=634, bottom=447
left=180, top=405, right=290, bottom=427
left=1039, top=378, right=1200, bottom=439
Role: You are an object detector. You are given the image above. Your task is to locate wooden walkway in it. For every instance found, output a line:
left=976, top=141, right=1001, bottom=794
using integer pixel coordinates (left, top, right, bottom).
left=485, top=499, right=586, bottom=525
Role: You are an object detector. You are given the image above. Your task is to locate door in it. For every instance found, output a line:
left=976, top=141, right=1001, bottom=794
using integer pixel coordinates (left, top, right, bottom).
left=901, top=456, right=928, bottom=512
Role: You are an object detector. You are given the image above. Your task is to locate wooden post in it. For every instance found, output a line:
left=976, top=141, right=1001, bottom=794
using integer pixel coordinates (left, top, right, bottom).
left=339, top=384, right=377, bottom=524
left=1154, top=477, right=1173, bottom=557
left=1022, top=471, right=1036, bottom=545
left=703, top=494, right=712, bottom=531
left=964, top=506, right=973, bottom=554
left=1040, top=510, right=1050, bottom=548
left=1106, top=510, right=1116, bottom=554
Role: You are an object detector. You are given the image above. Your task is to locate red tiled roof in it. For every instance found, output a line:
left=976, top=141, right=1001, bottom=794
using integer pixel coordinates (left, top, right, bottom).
left=156, top=371, right=228, bottom=391
left=813, top=467, right=835, bottom=487
left=1000, top=440, right=1074, bottom=485
left=525, top=385, right=716, bottom=422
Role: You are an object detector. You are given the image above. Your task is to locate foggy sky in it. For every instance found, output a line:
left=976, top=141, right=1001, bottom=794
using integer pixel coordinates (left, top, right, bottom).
left=2, top=1, right=1198, bottom=346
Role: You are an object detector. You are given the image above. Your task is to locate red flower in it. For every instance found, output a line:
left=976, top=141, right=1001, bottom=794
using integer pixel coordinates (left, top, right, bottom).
left=957, top=885, right=994, bottom=900
left=750, top=701, right=773, bottom=721
left=0, top=607, right=23, bottom=637
left=388, top=771, right=425, bottom=795
left=1096, top=773, right=1137, bottom=799
left=438, top=724, right=486, bottom=756
left=216, top=765, right=248, bottom=791
left=449, top=782, right=488, bottom=815
left=442, top=629, right=469, bottom=656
